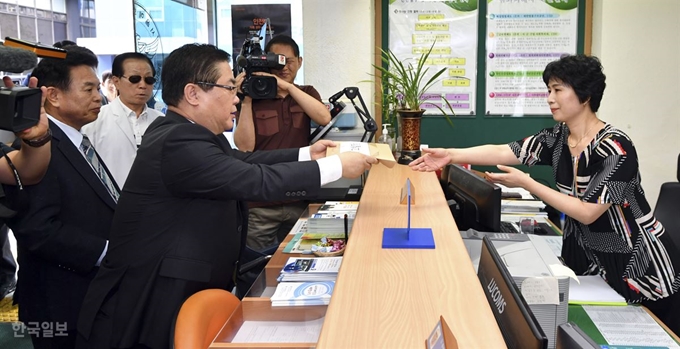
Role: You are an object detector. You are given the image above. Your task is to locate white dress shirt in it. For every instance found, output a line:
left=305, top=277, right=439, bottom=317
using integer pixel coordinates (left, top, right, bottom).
left=81, top=98, right=163, bottom=187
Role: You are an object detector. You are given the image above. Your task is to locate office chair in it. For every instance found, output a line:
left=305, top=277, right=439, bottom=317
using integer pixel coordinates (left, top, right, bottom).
left=173, top=289, right=240, bottom=349
left=654, top=154, right=680, bottom=250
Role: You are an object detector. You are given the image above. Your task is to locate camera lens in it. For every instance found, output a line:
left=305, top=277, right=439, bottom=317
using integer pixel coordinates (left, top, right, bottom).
left=253, top=78, right=268, bottom=92
left=242, top=76, right=277, bottom=99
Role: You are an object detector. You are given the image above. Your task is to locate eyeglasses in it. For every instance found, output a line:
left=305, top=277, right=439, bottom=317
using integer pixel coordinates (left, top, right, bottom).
left=196, top=82, right=238, bottom=93
left=122, top=75, right=156, bottom=85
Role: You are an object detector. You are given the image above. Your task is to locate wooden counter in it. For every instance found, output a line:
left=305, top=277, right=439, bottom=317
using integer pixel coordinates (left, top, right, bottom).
left=316, top=164, right=506, bottom=348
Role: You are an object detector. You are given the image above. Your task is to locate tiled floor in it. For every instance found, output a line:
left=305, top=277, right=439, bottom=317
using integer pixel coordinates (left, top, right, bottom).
left=0, top=297, right=18, bottom=323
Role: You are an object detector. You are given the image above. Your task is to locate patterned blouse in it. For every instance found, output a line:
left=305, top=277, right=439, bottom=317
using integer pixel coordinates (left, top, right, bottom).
left=508, top=123, right=680, bottom=302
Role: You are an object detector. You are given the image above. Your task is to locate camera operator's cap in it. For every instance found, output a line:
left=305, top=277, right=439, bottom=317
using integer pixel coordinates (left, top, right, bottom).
left=4, top=37, right=67, bottom=59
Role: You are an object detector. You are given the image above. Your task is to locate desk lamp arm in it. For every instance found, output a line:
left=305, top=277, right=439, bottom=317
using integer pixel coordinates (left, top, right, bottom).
left=311, top=87, right=377, bottom=144
left=342, top=87, right=377, bottom=143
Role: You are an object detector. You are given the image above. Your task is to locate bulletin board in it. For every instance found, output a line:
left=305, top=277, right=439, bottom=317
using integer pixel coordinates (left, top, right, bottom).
left=372, top=0, right=593, bottom=189
left=373, top=0, right=592, bottom=121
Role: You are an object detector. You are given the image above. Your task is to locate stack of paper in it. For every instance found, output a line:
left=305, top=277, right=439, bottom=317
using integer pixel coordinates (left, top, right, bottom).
left=501, top=199, right=547, bottom=215
left=307, top=201, right=358, bottom=233
left=270, top=281, right=335, bottom=306
left=317, top=201, right=359, bottom=212
left=496, top=183, right=536, bottom=200
left=277, top=257, right=342, bottom=282
left=569, top=275, right=627, bottom=305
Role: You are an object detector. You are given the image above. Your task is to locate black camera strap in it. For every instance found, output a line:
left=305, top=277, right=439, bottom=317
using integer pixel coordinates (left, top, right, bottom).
left=0, top=146, right=24, bottom=218
left=0, top=146, right=23, bottom=191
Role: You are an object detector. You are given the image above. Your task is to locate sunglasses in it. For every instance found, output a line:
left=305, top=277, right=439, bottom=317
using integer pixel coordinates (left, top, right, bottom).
left=122, top=75, right=156, bottom=85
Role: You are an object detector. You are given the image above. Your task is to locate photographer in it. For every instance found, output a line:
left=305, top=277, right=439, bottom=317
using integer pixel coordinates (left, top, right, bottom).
left=0, top=76, right=51, bottom=185
left=0, top=75, right=50, bottom=302
left=234, top=34, right=331, bottom=252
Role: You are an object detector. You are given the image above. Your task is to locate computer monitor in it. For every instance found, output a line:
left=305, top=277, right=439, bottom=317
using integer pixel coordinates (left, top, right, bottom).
left=556, top=322, right=599, bottom=349
left=478, top=236, right=548, bottom=349
left=444, top=164, right=501, bottom=232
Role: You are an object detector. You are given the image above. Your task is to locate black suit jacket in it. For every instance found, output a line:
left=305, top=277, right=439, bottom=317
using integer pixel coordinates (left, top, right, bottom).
left=77, top=111, right=322, bottom=349
left=3, top=120, right=116, bottom=330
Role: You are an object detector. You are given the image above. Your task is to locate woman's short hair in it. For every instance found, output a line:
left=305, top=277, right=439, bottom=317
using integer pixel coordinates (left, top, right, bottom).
left=542, top=54, right=607, bottom=112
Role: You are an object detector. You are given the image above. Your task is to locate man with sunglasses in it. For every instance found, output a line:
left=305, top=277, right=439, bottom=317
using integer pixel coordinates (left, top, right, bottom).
left=82, top=52, right=163, bottom=187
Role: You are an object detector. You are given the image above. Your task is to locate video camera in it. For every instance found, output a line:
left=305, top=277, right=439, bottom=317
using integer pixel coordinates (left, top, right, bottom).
left=0, top=37, right=66, bottom=132
left=235, top=22, right=285, bottom=99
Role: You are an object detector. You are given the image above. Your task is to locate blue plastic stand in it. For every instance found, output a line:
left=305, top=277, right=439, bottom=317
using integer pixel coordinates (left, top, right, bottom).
left=382, top=178, right=435, bottom=249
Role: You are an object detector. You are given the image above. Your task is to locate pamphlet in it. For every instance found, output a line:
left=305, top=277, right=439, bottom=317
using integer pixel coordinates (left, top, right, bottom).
left=278, top=257, right=342, bottom=282
left=270, top=281, right=335, bottom=306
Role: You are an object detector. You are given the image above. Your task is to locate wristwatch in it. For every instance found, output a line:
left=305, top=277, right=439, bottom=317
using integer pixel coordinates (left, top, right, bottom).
left=22, top=128, right=52, bottom=147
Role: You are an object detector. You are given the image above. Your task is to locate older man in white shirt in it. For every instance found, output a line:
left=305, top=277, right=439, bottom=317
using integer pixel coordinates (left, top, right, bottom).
left=83, top=52, right=163, bottom=187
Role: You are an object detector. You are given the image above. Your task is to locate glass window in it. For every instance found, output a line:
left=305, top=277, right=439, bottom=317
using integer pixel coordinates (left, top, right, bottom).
left=53, top=21, right=66, bottom=43
left=0, top=13, right=19, bottom=39
left=35, top=0, right=50, bottom=10
left=80, top=0, right=94, bottom=18
left=37, top=18, right=52, bottom=44
left=80, top=25, right=95, bottom=38
left=19, top=16, right=36, bottom=42
left=147, top=7, right=164, bottom=22
left=53, top=0, right=66, bottom=13
left=17, top=0, right=36, bottom=7
left=135, top=0, right=210, bottom=105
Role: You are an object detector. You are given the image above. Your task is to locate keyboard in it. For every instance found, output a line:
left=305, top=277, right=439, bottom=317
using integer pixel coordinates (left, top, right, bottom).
left=500, top=221, right=520, bottom=234
left=462, top=229, right=528, bottom=242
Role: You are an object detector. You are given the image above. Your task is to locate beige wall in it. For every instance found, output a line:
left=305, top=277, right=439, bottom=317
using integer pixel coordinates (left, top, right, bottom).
left=300, top=0, right=680, bottom=206
left=301, top=0, right=376, bottom=105
left=591, top=0, right=680, bottom=206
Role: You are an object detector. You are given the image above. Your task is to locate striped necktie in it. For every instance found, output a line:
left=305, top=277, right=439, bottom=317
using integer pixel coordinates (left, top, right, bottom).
left=80, top=135, right=119, bottom=202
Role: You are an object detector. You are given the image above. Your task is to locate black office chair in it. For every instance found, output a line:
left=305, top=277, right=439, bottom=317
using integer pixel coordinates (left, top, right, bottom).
left=654, top=154, right=680, bottom=250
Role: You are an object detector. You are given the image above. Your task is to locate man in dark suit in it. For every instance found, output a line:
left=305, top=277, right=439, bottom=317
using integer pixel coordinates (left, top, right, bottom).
left=76, top=43, right=375, bottom=349
left=4, top=45, right=118, bottom=349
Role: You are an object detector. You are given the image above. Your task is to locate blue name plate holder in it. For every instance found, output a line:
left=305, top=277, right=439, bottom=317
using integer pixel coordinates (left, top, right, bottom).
left=382, top=178, right=435, bottom=249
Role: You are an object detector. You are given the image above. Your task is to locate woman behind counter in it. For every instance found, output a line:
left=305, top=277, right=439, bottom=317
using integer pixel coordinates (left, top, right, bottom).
left=410, top=54, right=680, bottom=334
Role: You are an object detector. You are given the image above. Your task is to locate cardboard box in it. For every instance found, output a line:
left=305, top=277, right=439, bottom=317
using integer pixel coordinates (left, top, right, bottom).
left=325, top=141, right=396, bottom=168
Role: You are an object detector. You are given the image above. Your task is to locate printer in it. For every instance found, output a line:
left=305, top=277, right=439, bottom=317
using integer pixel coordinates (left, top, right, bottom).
left=462, top=230, right=570, bottom=349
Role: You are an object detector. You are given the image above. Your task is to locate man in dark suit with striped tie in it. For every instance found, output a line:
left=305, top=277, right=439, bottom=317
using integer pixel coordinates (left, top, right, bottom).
left=3, top=44, right=118, bottom=349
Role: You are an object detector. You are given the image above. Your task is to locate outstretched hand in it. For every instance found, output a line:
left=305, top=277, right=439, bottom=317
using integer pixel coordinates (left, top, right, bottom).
left=484, top=165, right=532, bottom=189
left=3, top=76, right=50, bottom=141
left=409, top=148, right=451, bottom=172
left=309, top=140, right=336, bottom=160
left=338, top=152, right=378, bottom=178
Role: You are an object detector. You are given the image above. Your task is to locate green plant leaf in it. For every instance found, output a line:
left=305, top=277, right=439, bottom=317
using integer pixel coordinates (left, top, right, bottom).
left=370, top=40, right=456, bottom=127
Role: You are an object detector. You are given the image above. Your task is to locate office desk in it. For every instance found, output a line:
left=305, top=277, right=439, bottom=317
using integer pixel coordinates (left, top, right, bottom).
left=212, top=165, right=505, bottom=348
left=316, top=164, right=505, bottom=348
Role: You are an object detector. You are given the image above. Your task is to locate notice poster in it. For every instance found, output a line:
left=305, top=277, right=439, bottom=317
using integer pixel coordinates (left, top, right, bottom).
left=231, top=4, right=291, bottom=67
left=389, top=1, right=478, bottom=115
left=486, top=0, right=578, bottom=116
